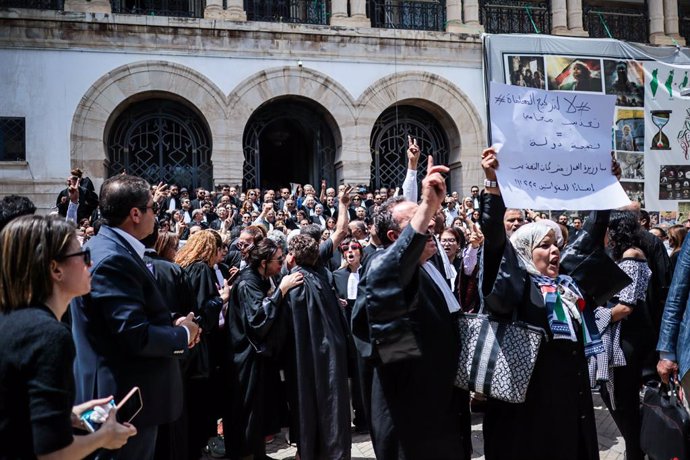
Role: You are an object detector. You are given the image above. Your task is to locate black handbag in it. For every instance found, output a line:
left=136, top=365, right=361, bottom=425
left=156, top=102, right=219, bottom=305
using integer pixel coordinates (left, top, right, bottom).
left=641, top=380, right=690, bottom=460
left=455, top=310, right=545, bottom=403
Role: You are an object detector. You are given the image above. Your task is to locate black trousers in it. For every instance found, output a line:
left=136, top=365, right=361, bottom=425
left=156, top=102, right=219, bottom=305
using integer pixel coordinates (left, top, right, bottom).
left=599, top=337, right=645, bottom=460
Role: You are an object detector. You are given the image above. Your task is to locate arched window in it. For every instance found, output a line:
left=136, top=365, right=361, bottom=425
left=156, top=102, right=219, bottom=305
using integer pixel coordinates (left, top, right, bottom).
left=107, top=98, right=212, bottom=190
left=370, top=105, right=449, bottom=190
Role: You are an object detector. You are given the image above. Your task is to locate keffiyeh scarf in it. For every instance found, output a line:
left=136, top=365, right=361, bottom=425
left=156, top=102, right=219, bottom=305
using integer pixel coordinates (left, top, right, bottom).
left=532, top=274, right=604, bottom=358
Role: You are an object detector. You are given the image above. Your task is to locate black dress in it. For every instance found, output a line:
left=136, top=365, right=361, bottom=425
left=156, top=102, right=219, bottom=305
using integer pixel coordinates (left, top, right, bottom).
left=224, top=267, right=285, bottom=459
left=480, top=192, right=602, bottom=460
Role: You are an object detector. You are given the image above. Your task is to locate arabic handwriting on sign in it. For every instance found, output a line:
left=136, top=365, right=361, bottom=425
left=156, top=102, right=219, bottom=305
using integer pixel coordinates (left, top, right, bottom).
left=511, top=161, right=603, bottom=178
left=529, top=138, right=548, bottom=147
left=563, top=95, right=591, bottom=115
left=493, top=92, right=561, bottom=113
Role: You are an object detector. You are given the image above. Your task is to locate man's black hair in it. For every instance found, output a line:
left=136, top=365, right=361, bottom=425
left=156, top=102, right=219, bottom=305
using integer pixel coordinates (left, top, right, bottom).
left=99, top=175, right=150, bottom=227
left=0, top=195, right=36, bottom=233
left=300, top=223, right=322, bottom=242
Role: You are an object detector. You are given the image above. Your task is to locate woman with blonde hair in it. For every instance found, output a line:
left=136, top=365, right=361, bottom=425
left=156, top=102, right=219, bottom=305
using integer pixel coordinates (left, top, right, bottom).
left=175, top=230, right=231, bottom=457
left=0, top=215, right=136, bottom=458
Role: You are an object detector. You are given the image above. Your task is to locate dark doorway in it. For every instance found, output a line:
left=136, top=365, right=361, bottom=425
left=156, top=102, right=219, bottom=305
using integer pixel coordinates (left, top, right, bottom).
left=243, top=98, right=336, bottom=190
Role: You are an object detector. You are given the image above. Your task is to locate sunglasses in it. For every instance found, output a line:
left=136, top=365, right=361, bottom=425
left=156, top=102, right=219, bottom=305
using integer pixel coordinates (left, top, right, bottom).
left=140, top=202, right=160, bottom=213
left=340, top=242, right=362, bottom=250
left=56, top=247, right=91, bottom=266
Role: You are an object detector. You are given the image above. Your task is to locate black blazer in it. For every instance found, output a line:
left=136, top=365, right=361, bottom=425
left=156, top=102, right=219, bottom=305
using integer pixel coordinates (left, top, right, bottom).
left=70, top=225, right=188, bottom=428
left=56, top=186, right=99, bottom=223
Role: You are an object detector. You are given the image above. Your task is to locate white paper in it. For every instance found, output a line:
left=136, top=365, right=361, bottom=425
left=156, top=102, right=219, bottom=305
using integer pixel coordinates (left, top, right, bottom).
left=489, top=81, right=630, bottom=210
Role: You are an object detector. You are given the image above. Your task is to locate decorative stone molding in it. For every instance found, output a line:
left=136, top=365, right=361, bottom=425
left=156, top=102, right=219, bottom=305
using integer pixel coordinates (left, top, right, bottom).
left=64, top=0, right=112, bottom=14
left=357, top=71, right=485, bottom=192
left=227, top=66, right=358, bottom=185
left=70, top=61, right=228, bottom=190
left=71, top=62, right=484, bottom=193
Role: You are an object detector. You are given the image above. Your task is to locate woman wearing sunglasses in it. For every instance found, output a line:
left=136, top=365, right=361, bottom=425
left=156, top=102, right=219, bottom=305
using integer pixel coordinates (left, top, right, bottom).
left=224, top=238, right=303, bottom=459
left=0, top=215, right=136, bottom=459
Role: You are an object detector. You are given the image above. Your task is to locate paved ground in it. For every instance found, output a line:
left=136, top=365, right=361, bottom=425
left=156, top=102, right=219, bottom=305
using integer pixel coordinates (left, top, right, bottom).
left=255, top=391, right=625, bottom=460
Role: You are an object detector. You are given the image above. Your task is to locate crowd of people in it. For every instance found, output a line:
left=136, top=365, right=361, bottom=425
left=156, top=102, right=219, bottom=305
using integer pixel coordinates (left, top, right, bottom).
left=2, top=136, right=690, bottom=460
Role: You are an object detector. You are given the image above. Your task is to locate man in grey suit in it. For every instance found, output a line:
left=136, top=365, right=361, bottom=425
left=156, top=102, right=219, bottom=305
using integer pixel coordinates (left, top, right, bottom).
left=71, top=175, right=200, bottom=459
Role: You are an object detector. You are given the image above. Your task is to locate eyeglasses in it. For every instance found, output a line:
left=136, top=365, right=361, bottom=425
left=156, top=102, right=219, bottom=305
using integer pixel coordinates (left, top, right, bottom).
left=270, top=256, right=285, bottom=264
left=140, top=202, right=160, bottom=213
left=56, top=247, right=91, bottom=266
left=352, top=197, right=361, bottom=201
left=340, top=242, right=362, bottom=250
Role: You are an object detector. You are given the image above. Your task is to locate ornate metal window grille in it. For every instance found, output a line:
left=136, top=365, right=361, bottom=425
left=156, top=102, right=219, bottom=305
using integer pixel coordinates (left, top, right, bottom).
left=245, top=0, right=329, bottom=24
left=0, top=117, right=26, bottom=162
left=107, top=99, right=213, bottom=191
left=243, top=100, right=336, bottom=190
left=479, top=0, right=550, bottom=34
left=370, top=105, right=449, bottom=190
left=0, top=0, right=63, bottom=9
left=368, top=0, right=446, bottom=31
left=583, top=3, right=649, bottom=43
left=110, top=0, right=205, bottom=17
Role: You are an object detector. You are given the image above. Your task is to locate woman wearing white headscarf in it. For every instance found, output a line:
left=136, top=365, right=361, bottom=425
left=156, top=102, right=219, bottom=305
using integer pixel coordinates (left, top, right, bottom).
left=478, top=147, right=626, bottom=460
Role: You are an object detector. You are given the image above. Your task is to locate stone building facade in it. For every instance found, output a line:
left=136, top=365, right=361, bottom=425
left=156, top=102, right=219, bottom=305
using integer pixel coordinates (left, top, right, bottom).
left=0, top=0, right=686, bottom=210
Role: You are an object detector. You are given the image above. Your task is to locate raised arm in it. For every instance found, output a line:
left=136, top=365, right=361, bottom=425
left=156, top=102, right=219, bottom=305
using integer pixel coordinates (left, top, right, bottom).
left=330, top=184, right=352, bottom=248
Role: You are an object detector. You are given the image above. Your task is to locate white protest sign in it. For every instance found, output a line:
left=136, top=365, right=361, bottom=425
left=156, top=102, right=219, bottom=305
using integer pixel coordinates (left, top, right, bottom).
left=489, top=81, right=630, bottom=210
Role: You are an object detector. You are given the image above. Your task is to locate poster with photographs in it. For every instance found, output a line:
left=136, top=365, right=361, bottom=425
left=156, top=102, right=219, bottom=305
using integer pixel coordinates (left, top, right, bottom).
left=644, top=61, right=690, bottom=211
left=659, top=165, right=690, bottom=201
left=546, top=57, right=603, bottom=92
left=614, top=108, right=644, bottom=152
left=505, top=55, right=546, bottom=89
left=622, top=181, right=645, bottom=208
left=604, top=60, right=644, bottom=107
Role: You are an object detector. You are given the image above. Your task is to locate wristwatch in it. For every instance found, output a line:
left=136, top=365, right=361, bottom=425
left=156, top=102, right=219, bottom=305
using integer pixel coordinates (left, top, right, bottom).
left=483, top=179, right=498, bottom=188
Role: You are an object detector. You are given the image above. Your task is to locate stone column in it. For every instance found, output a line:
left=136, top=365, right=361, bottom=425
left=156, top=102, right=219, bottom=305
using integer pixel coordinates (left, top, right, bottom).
left=224, top=0, right=248, bottom=21
left=447, top=0, right=483, bottom=33
left=566, top=0, right=587, bottom=36
left=551, top=0, right=568, bottom=34
left=345, top=0, right=371, bottom=27
left=663, top=0, right=687, bottom=45
left=204, top=0, right=223, bottom=18
left=64, top=0, right=111, bottom=13
left=329, top=0, right=349, bottom=26
left=648, top=0, right=668, bottom=44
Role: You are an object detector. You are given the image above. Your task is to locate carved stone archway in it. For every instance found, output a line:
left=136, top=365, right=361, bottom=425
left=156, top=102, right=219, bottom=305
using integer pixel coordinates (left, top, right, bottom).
left=70, top=60, right=227, bottom=190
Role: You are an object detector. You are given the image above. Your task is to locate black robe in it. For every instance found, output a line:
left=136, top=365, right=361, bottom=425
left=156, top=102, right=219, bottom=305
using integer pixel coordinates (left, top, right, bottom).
left=351, top=225, right=466, bottom=460
left=284, top=265, right=351, bottom=460
left=224, top=267, right=285, bottom=459
left=184, top=261, right=226, bottom=457
left=480, top=192, right=622, bottom=460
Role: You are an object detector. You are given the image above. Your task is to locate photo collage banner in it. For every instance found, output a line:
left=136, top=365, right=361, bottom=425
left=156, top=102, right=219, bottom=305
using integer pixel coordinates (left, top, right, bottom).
left=484, top=34, right=690, bottom=223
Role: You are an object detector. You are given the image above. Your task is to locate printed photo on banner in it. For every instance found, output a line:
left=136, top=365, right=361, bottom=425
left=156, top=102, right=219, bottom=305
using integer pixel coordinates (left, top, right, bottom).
left=648, top=211, right=660, bottom=226
left=622, top=181, right=645, bottom=208
left=660, top=210, right=678, bottom=225
left=604, top=60, right=644, bottom=107
left=505, top=55, right=546, bottom=89
left=659, top=165, right=690, bottom=200
left=616, top=152, right=644, bottom=180
left=546, top=57, right=603, bottom=93
left=614, top=108, right=644, bottom=152
left=678, top=202, right=690, bottom=222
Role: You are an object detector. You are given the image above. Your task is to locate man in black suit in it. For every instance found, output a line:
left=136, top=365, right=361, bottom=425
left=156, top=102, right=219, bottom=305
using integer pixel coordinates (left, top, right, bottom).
left=56, top=175, right=99, bottom=223
left=190, top=188, right=207, bottom=211
left=70, top=175, right=200, bottom=459
left=161, top=183, right=181, bottom=216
